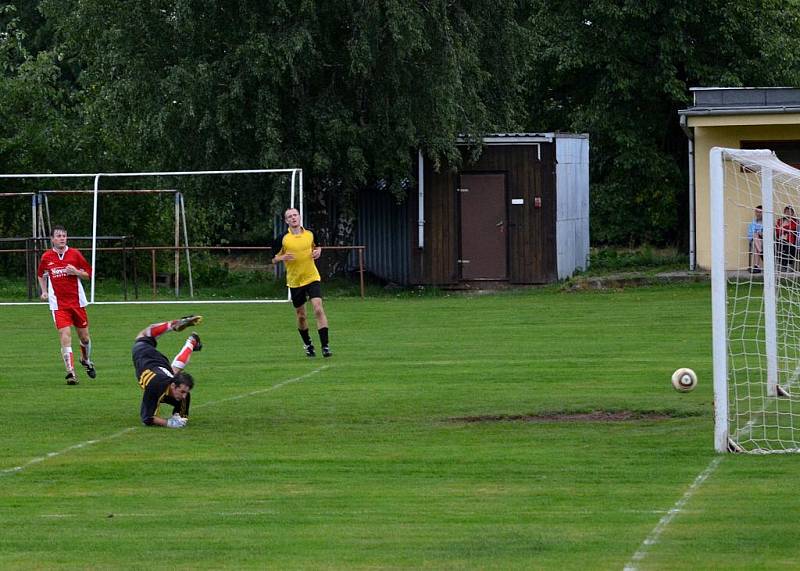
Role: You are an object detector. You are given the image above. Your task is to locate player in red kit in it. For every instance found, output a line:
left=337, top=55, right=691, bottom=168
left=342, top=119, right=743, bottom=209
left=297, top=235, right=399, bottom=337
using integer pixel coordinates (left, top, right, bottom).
left=37, top=225, right=96, bottom=385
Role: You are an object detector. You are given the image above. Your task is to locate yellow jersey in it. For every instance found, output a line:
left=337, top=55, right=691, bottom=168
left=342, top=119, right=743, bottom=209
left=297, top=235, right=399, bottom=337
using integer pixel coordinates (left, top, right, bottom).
left=274, top=228, right=321, bottom=288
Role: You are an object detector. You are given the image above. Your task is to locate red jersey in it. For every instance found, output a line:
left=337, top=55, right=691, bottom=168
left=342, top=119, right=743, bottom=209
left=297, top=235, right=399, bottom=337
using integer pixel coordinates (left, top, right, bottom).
left=776, top=217, right=799, bottom=245
left=38, top=247, right=92, bottom=310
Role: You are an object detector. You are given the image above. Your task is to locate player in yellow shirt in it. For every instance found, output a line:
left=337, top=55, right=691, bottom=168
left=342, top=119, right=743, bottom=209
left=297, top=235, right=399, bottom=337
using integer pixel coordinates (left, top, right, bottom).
left=272, top=207, right=332, bottom=357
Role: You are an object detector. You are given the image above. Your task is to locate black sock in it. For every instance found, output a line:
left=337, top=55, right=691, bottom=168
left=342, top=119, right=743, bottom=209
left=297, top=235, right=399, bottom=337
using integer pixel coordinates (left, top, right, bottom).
left=319, top=327, right=329, bottom=347
left=299, top=328, right=312, bottom=345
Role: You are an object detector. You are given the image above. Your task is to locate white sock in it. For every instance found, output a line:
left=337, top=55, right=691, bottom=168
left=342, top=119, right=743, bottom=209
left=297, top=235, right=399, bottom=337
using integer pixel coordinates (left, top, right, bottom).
left=80, top=339, right=92, bottom=364
left=61, top=346, right=74, bottom=373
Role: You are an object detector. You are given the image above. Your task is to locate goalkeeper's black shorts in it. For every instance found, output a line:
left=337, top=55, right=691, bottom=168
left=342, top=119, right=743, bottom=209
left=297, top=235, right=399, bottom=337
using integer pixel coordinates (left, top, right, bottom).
left=132, top=336, right=171, bottom=378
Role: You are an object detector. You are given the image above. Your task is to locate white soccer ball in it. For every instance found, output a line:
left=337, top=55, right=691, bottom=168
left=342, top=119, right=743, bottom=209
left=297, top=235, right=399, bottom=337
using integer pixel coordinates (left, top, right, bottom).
left=671, top=368, right=698, bottom=392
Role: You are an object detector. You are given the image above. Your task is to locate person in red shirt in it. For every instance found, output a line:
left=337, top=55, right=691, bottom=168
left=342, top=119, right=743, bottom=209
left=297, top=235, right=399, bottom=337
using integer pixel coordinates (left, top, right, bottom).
left=775, top=206, right=799, bottom=271
left=37, top=225, right=96, bottom=384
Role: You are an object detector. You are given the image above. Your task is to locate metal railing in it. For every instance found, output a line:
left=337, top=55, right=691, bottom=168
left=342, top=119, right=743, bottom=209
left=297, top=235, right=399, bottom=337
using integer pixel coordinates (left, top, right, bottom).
left=0, top=240, right=367, bottom=300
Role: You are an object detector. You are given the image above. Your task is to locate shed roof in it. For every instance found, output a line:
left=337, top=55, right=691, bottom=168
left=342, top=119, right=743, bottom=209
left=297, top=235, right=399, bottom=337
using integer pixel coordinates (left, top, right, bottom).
left=679, top=87, right=800, bottom=116
left=456, top=132, right=588, bottom=144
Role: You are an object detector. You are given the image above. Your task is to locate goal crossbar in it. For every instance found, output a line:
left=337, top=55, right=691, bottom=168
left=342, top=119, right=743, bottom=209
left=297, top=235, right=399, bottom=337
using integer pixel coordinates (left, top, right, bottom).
left=0, top=168, right=300, bottom=179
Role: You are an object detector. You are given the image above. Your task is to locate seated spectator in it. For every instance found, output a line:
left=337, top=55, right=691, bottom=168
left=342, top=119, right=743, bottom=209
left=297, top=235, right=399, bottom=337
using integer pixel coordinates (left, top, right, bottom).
left=748, top=205, right=763, bottom=273
left=775, top=205, right=798, bottom=271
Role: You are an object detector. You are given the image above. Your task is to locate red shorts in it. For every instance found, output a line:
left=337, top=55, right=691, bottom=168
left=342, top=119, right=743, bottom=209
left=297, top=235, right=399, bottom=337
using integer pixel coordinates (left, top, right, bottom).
left=52, top=307, right=89, bottom=330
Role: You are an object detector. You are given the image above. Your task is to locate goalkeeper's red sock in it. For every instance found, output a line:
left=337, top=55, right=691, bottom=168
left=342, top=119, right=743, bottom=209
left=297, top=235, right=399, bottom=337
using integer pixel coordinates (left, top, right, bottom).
left=171, top=335, right=199, bottom=370
left=143, top=321, right=171, bottom=339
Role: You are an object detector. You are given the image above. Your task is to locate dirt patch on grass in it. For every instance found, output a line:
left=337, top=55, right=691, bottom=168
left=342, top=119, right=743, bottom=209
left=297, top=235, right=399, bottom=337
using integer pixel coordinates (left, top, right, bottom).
left=562, top=271, right=708, bottom=291
left=449, top=410, right=675, bottom=423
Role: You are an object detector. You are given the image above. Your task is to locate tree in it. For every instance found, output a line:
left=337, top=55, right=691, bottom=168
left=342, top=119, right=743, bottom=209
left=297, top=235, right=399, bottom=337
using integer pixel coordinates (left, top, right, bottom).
left=0, top=4, right=79, bottom=246
left=8, top=0, right=800, bottom=253
left=524, top=0, right=800, bottom=246
left=32, top=0, right=532, bottom=266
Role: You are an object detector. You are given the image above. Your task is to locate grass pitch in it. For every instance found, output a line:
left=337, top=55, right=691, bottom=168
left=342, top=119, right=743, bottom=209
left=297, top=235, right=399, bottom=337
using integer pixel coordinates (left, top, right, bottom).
left=1, top=283, right=799, bottom=570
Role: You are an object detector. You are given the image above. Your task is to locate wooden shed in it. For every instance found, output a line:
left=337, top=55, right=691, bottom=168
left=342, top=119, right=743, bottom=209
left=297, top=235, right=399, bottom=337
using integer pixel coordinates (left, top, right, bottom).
left=355, top=133, right=589, bottom=286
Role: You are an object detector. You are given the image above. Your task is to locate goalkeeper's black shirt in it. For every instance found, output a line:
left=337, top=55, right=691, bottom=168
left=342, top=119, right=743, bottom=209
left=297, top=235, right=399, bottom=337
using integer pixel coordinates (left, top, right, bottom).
left=132, top=336, right=191, bottom=425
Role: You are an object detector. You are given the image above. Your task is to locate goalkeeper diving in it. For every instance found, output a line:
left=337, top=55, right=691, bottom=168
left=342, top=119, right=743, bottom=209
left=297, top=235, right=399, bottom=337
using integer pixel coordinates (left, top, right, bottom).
left=132, top=315, right=204, bottom=428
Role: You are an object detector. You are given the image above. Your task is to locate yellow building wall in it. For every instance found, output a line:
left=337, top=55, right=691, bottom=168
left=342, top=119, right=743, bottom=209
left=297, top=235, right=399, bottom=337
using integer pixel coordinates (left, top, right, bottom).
left=689, top=116, right=800, bottom=270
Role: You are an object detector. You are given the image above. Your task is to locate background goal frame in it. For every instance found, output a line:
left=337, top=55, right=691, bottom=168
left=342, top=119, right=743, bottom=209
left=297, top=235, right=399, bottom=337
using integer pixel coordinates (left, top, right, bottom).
left=0, top=168, right=302, bottom=305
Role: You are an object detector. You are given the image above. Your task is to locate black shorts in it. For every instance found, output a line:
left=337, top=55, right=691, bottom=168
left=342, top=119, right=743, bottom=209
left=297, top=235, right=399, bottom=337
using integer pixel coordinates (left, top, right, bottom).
left=290, top=281, right=323, bottom=308
left=132, top=336, right=171, bottom=377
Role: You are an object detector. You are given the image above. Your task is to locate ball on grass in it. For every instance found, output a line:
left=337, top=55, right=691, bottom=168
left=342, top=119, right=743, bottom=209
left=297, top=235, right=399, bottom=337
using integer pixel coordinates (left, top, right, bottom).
left=671, top=368, right=698, bottom=392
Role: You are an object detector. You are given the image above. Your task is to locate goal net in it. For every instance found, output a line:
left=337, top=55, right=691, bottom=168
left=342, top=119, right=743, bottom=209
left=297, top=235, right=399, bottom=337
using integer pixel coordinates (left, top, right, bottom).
left=0, top=168, right=302, bottom=305
left=711, top=147, right=800, bottom=453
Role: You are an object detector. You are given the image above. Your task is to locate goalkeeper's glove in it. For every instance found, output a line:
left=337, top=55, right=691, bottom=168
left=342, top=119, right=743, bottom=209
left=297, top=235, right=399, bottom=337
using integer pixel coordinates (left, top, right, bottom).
left=166, top=415, right=187, bottom=429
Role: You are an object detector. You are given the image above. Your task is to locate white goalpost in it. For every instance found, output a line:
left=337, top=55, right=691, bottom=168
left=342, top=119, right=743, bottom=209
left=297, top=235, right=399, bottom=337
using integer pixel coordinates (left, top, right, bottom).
left=0, top=168, right=302, bottom=305
left=35, top=188, right=193, bottom=298
left=710, top=147, right=800, bottom=453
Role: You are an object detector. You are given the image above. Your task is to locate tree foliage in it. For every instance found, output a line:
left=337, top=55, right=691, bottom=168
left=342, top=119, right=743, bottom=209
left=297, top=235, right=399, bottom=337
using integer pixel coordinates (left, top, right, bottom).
left=26, top=1, right=532, bottom=249
left=2, top=0, right=800, bottom=249
left=524, top=0, right=800, bottom=245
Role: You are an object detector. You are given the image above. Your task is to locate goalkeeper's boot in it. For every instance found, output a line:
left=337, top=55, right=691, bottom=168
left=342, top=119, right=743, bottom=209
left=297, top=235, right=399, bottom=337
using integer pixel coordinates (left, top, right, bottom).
left=173, top=315, right=203, bottom=332
left=322, top=346, right=333, bottom=358
left=189, top=332, right=203, bottom=352
left=304, top=343, right=316, bottom=357
left=80, top=359, right=97, bottom=379
left=65, top=371, right=78, bottom=385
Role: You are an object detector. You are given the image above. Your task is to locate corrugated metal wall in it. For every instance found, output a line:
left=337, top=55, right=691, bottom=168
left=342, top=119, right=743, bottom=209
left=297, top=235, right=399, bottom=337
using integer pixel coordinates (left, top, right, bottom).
left=353, top=188, right=410, bottom=284
left=555, top=136, right=590, bottom=279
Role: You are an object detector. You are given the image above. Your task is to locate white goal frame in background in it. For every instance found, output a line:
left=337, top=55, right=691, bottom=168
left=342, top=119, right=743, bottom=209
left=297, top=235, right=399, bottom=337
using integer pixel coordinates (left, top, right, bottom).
left=35, top=188, right=192, bottom=297
left=0, top=168, right=302, bottom=305
left=710, top=147, right=800, bottom=453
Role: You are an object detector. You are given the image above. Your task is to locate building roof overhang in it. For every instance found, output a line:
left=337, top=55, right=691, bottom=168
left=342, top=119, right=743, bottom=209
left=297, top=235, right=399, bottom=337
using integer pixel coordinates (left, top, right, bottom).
left=679, top=87, right=800, bottom=119
left=456, top=133, right=588, bottom=145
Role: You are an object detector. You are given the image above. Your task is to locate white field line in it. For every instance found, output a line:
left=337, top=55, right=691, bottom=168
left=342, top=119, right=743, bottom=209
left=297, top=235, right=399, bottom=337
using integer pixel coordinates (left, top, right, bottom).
left=623, top=456, right=723, bottom=571
left=0, top=428, right=137, bottom=478
left=0, top=365, right=329, bottom=478
left=193, top=365, right=329, bottom=409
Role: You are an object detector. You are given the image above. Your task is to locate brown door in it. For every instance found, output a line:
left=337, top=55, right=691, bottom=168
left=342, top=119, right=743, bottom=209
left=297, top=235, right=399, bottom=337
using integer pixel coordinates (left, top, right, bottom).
left=458, top=173, right=507, bottom=280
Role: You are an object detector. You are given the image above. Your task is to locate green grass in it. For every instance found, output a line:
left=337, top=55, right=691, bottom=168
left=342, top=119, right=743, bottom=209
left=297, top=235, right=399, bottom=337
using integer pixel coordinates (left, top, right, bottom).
left=0, top=273, right=381, bottom=302
left=583, top=246, right=689, bottom=275
left=1, top=283, right=798, bottom=569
